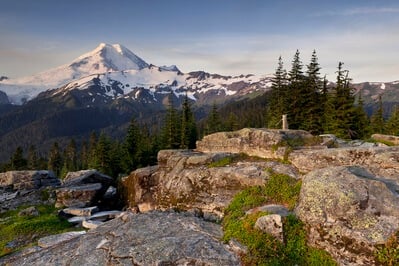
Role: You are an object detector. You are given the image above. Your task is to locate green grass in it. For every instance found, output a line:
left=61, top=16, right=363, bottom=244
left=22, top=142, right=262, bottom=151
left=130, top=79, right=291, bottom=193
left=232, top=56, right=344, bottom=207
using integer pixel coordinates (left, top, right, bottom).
left=0, top=204, right=77, bottom=257
left=208, top=153, right=267, bottom=168
left=222, top=171, right=336, bottom=265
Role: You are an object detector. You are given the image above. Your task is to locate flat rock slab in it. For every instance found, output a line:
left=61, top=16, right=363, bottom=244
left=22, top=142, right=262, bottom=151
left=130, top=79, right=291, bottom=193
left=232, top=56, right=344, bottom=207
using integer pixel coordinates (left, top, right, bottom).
left=63, top=206, right=99, bottom=216
left=1, top=211, right=240, bottom=265
left=37, top=231, right=86, bottom=248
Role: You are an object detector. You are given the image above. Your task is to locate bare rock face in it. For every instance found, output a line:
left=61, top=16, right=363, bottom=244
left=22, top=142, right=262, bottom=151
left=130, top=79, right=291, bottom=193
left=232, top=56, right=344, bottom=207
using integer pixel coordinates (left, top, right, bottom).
left=0, top=170, right=60, bottom=213
left=196, top=128, right=315, bottom=159
left=295, top=166, right=399, bottom=265
left=255, top=214, right=284, bottom=242
left=55, top=170, right=115, bottom=209
left=289, top=146, right=399, bottom=181
left=372, top=133, right=399, bottom=145
left=1, top=211, right=240, bottom=266
left=122, top=150, right=299, bottom=218
left=0, top=170, right=60, bottom=190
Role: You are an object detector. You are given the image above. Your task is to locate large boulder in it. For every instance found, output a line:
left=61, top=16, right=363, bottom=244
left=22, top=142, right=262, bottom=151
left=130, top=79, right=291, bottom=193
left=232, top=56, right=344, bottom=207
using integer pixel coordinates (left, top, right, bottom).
left=372, top=133, right=399, bottom=146
left=289, top=146, right=399, bottom=180
left=55, top=170, right=115, bottom=209
left=122, top=150, right=299, bottom=217
left=196, top=128, right=316, bottom=159
left=1, top=211, right=240, bottom=265
left=295, top=166, right=399, bottom=265
left=0, top=171, right=60, bottom=213
left=0, top=170, right=60, bottom=190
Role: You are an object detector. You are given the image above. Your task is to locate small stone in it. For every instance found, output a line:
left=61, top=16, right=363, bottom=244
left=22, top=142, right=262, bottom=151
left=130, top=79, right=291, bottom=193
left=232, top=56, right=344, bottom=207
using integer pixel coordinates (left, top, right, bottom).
left=254, top=214, right=284, bottom=242
left=63, top=206, right=99, bottom=216
left=82, top=220, right=102, bottom=229
left=18, top=206, right=39, bottom=217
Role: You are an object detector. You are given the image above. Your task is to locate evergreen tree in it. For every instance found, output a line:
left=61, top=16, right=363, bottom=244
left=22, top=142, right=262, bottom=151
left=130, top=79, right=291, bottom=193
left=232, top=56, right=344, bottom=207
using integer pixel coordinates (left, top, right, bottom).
left=288, top=49, right=304, bottom=83
left=80, top=140, right=89, bottom=169
left=48, top=142, right=63, bottom=177
left=385, top=106, right=399, bottom=135
left=300, top=50, right=323, bottom=133
left=94, top=132, right=112, bottom=176
left=206, top=103, right=222, bottom=134
left=10, top=146, right=27, bottom=170
left=180, top=94, right=197, bottom=149
left=87, top=132, right=98, bottom=169
left=324, top=62, right=357, bottom=138
left=268, top=56, right=288, bottom=128
left=61, top=139, right=78, bottom=178
left=162, top=92, right=181, bottom=148
left=27, top=145, right=38, bottom=170
left=122, top=118, right=142, bottom=172
left=370, top=95, right=385, bottom=134
left=352, top=92, right=370, bottom=139
left=286, top=50, right=306, bottom=130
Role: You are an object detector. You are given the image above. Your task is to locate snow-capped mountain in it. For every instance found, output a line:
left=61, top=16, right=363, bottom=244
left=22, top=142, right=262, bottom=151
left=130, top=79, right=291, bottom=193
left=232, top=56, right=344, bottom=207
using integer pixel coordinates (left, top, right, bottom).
left=0, top=43, right=149, bottom=104
left=0, top=43, right=272, bottom=106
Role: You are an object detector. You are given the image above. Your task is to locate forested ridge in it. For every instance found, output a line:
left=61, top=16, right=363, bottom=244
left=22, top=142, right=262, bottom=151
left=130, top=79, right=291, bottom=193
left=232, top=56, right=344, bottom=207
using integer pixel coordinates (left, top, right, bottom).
left=2, top=50, right=399, bottom=178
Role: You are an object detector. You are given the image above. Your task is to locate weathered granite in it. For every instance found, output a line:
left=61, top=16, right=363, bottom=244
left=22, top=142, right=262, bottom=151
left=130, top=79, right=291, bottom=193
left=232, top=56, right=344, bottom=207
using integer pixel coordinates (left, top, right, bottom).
left=122, top=150, right=299, bottom=217
left=55, top=183, right=103, bottom=208
left=372, top=133, right=399, bottom=145
left=196, top=128, right=315, bottom=159
left=255, top=214, right=284, bottom=242
left=1, top=211, right=240, bottom=266
left=289, top=146, right=399, bottom=180
left=295, top=166, right=399, bottom=265
left=37, top=231, right=86, bottom=248
left=0, top=170, right=60, bottom=190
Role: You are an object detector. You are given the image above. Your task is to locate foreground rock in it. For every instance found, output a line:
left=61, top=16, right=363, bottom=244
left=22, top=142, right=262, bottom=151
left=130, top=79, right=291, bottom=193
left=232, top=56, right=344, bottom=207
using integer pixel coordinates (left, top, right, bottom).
left=295, top=166, right=399, bottom=265
left=1, top=211, right=240, bottom=265
left=122, top=150, right=299, bottom=218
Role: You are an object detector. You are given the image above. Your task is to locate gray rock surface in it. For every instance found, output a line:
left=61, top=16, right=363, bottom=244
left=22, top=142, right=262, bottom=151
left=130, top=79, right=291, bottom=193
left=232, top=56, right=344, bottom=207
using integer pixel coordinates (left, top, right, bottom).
left=0, top=170, right=60, bottom=190
left=63, top=206, right=99, bottom=216
left=18, top=206, right=39, bottom=217
left=0, top=170, right=59, bottom=213
left=372, top=133, right=399, bottom=145
left=1, top=211, right=240, bottom=266
left=55, top=183, right=103, bottom=208
left=196, top=128, right=315, bottom=159
left=122, top=150, right=299, bottom=217
left=289, top=146, right=399, bottom=180
left=255, top=214, right=284, bottom=242
left=37, top=231, right=86, bottom=248
left=295, top=166, right=399, bottom=265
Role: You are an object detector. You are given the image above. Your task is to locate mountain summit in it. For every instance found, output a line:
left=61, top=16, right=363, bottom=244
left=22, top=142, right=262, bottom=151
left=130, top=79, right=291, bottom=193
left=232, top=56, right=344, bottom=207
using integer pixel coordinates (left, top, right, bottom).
left=0, top=43, right=149, bottom=104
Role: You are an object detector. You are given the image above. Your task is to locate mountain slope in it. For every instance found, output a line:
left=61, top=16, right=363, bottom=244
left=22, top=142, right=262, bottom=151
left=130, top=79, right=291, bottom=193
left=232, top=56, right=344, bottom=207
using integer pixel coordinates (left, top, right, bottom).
left=0, top=43, right=149, bottom=104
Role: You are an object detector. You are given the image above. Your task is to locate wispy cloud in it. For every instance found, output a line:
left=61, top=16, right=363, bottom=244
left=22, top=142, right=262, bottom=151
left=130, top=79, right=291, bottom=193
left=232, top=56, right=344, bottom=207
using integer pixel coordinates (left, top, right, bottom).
left=313, top=7, right=399, bottom=17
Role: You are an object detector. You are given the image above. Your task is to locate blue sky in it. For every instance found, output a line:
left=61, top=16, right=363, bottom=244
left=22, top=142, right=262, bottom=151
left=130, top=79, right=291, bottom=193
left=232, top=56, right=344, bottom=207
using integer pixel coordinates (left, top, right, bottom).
left=1, top=0, right=398, bottom=82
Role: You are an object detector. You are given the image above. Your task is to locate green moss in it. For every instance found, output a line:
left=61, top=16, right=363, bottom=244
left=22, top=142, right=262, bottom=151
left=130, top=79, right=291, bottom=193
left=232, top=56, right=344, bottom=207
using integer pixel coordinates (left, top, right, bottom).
left=374, top=231, right=399, bottom=266
left=208, top=156, right=234, bottom=168
left=0, top=204, right=77, bottom=257
left=222, top=171, right=336, bottom=265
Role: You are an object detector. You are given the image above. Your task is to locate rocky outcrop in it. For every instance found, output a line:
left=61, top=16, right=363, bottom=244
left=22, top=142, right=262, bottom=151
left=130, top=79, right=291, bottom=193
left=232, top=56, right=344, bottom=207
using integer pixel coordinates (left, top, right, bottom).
left=0, top=90, right=9, bottom=104
left=55, top=170, right=115, bottom=208
left=0, top=170, right=60, bottom=190
left=0, top=171, right=60, bottom=213
left=196, top=128, right=316, bottom=159
left=122, top=150, right=299, bottom=218
left=289, top=146, right=399, bottom=180
left=295, top=166, right=399, bottom=265
left=1, top=211, right=240, bottom=266
left=372, top=133, right=399, bottom=145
